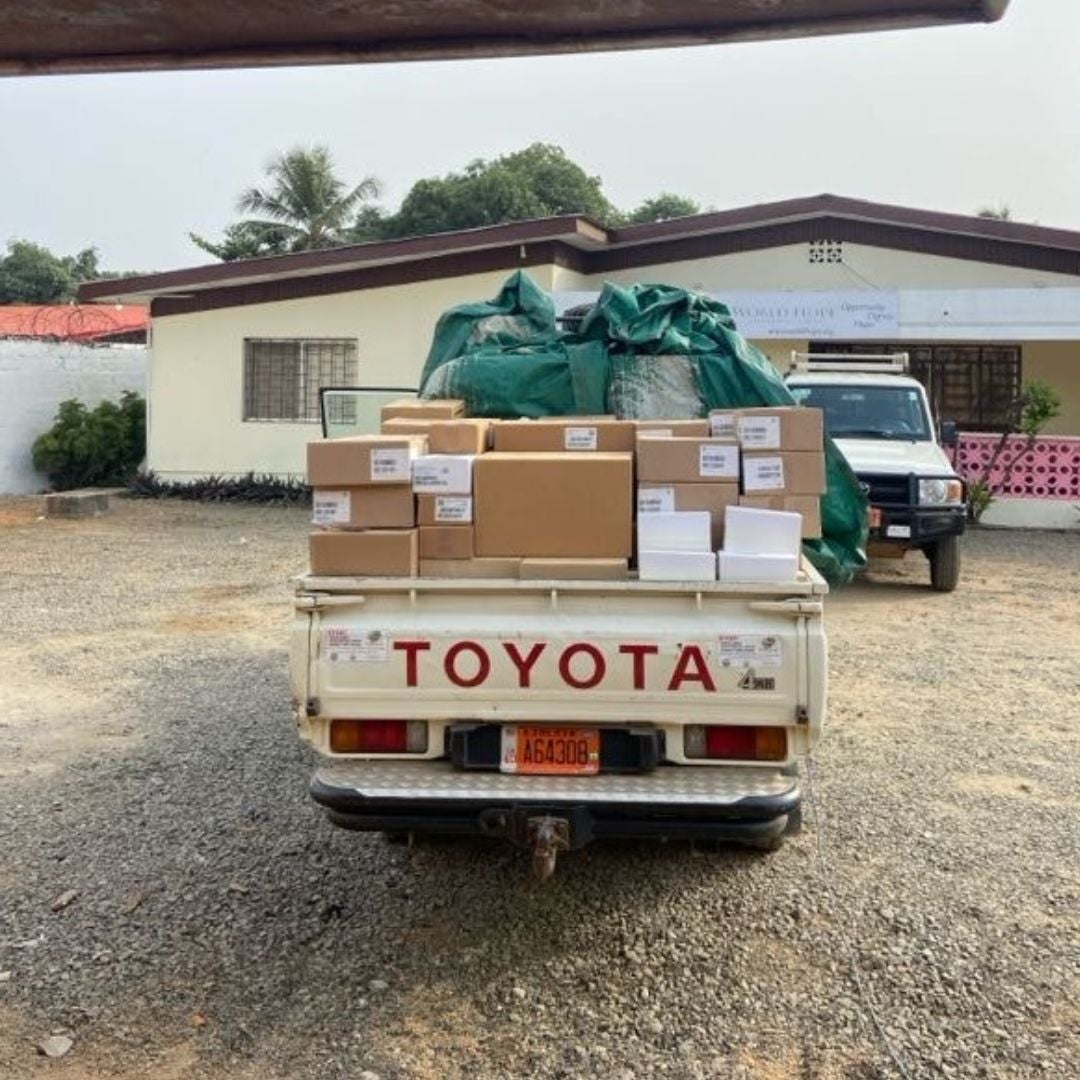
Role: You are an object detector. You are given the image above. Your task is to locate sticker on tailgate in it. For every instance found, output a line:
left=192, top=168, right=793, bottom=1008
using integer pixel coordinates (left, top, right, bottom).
left=324, top=628, right=390, bottom=663
left=718, top=634, right=782, bottom=668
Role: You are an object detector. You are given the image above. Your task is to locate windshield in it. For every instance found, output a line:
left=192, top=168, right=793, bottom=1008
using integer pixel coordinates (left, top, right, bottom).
left=789, top=384, right=932, bottom=441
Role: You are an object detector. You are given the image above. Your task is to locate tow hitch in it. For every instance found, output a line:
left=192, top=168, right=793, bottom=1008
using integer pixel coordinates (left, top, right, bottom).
left=479, top=806, right=592, bottom=879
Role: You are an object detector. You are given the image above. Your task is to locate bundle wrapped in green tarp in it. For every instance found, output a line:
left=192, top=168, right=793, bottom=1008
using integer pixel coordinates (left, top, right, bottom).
left=419, top=271, right=867, bottom=584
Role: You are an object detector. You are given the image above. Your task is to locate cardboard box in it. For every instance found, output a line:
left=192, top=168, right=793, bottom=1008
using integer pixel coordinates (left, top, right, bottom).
left=717, top=552, right=799, bottom=583
left=637, top=482, right=738, bottom=548
left=638, top=550, right=717, bottom=582
left=742, top=451, right=826, bottom=495
left=427, top=419, right=490, bottom=455
left=309, top=529, right=418, bottom=576
left=739, top=495, right=822, bottom=539
left=418, top=525, right=474, bottom=560
left=474, top=452, right=633, bottom=558
left=636, top=437, right=740, bottom=483
left=311, top=486, right=415, bottom=529
left=411, top=454, right=474, bottom=495
left=380, top=417, right=433, bottom=436
left=635, top=419, right=710, bottom=438
left=307, top=435, right=427, bottom=487
left=380, top=397, right=465, bottom=422
left=419, top=557, right=520, bottom=579
left=417, top=494, right=473, bottom=525
left=737, top=407, right=823, bottom=451
left=636, top=511, right=712, bottom=553
left=519, top=558, right=629, bottom=581
left=723, top=506, right=803, bottom=557
left=492, top=418, right=637, bottom=453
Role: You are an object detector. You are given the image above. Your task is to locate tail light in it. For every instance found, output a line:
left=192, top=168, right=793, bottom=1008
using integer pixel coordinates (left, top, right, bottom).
left=330, top=720, right=428, bottom=754
left=683, top=724, right=786, bottom=762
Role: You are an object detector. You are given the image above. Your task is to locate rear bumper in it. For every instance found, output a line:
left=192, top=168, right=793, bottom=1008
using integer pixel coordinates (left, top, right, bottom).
left=310, top=761, right=800, bottom=846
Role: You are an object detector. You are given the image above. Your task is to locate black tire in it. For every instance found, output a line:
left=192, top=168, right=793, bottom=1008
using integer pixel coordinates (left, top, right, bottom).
left=929, top=534, right=961, bottom=592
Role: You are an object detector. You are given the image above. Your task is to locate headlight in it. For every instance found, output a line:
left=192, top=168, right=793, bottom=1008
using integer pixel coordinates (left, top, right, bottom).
left=918, top=478, right=963, bottom=505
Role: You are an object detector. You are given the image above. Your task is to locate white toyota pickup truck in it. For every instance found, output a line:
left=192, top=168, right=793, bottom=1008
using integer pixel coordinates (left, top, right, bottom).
left=786, top=354, right=966, bottom=592
left=290, top=567, right=827, bottom=877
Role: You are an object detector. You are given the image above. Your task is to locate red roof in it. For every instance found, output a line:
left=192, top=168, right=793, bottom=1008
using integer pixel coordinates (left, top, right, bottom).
left=0, top=304, right=148, bottom=342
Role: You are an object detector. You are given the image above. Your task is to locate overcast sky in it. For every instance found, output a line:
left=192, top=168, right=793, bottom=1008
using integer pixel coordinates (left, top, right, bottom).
left=1, top=0, right=1076, bottom=272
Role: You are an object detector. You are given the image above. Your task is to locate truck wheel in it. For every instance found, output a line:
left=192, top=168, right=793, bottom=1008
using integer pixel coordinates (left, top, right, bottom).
left=928, top=535, right=961, bottom=592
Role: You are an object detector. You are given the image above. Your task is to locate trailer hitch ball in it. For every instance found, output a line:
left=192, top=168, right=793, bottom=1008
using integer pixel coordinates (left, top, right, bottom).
left=528, top=815, right=570, bottom=881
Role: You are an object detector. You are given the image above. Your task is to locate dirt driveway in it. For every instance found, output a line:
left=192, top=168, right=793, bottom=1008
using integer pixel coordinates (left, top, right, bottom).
left=1, top=498, right=1077, bottom=1079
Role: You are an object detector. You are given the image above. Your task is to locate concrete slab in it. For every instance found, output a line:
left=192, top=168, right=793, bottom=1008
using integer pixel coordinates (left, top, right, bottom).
left=43, top=487, right=126, bottom=519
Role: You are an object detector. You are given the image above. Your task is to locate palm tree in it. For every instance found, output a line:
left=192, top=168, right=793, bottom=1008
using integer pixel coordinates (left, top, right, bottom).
left=236, top=147, right=381, bottom=252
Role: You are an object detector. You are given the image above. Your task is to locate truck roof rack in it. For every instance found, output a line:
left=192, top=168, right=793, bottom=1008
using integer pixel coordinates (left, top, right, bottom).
left=790, top=351, right=909, bottom=374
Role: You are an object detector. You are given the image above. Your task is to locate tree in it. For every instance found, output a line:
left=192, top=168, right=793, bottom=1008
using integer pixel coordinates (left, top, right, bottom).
left=977, top=204, right=1012, bottom=221
left=382, top=143, right=621, bottom=239
left=626, top=193, right=701, bottom=225
left=0, top=241, right=76, bottom=303
left=191, top=146, right=381, bottom=260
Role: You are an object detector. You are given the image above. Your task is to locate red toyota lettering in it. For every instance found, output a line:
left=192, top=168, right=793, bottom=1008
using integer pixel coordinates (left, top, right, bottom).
left=558, top=643, right=606, bottom=690
left=618, top=644, right=659, bottom=690
left=667, top=644, right=717, bottom=692
left=444, top=641, right=491, bottom=688
left=502, top=642, right=547, bottom=688
left=392, top=640, right=431, bottom=687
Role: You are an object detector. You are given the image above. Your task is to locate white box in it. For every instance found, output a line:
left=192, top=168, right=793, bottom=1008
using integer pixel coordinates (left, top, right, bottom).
left=723, top=506, right=803, bottom=557
left=411, top=454, right=474, bottom=495
left=717, top=552, right=800, bottom=582
left=639, top=550, right=717, bottom=582
left=636, top=511, right=711, bottom=552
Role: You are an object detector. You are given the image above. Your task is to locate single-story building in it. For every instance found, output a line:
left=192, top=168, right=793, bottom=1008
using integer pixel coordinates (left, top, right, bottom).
left=81, top=195, right=1080, bottom=496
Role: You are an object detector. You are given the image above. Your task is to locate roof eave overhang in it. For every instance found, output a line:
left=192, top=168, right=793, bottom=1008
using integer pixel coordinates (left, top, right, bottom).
left=2, top=2, right=1011, bottom=78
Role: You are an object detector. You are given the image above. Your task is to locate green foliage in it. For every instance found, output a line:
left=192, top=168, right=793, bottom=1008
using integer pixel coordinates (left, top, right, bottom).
left=626, top=193, right=701, bottom=225
left=1017, top=379, right=1061, bottom=435
left=976, top=204, right=1012, bottom=221
left=0, top=241, right=124, bottom=303
left=192, top=146, right=381, bottom=261
left=384, top=144, right=619, bottom=239
left=32, top=392, right=146, bottom=491
left=966, top=480, right=995, bottom=524
left=128, top=470, right=310, bottom=505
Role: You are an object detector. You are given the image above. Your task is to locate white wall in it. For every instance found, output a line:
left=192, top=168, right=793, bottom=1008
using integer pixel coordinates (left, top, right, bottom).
left=149, top=267, right=554, bottom=480
left=0, top=340, right=147, bottom=493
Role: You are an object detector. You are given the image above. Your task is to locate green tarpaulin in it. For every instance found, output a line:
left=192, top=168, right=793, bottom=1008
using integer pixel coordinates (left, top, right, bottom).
left=420, top=271, right=867, bottom=584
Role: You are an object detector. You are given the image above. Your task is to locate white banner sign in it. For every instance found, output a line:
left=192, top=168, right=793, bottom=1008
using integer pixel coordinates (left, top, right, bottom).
left=712, top=291, right=899, bottom=339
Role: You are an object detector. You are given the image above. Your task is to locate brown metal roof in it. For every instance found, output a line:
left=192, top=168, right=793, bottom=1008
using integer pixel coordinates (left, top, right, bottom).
left=79, top=194, right=1080, bottom=310
left=2, top=1, right=1009, bottom=77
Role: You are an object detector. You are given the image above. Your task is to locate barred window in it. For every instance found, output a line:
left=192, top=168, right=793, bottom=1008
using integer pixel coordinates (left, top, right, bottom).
left=243, top=338, right=358, bottom=422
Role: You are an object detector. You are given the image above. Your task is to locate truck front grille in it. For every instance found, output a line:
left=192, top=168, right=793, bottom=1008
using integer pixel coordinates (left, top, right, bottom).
left=858, top=472, right=913, bottom=506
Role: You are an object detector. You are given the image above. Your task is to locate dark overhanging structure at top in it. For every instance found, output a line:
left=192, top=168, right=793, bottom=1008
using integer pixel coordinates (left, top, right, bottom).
left=1, top=1, right=1010, bottom=77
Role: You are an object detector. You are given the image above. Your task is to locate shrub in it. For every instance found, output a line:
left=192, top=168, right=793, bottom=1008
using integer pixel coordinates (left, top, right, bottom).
left=32, top=391, right=146, bottom=491
left=127, top=471, right=310, bottom=506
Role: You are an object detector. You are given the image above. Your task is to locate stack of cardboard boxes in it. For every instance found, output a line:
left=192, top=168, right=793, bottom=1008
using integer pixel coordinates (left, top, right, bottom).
left=306, top=399, right=824, bottom=584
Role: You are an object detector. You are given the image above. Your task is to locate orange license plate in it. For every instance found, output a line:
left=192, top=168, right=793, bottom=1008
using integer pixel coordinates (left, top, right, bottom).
left=500, top=726, right=600, bottom=775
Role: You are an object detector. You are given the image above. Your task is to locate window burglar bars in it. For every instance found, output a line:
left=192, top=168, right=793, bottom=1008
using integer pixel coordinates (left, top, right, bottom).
left=243, top=338, right=358, bottom=422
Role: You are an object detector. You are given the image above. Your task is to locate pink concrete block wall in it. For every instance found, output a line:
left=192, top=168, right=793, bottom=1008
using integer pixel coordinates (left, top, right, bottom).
left=953, top=434, right=1080, bottom=499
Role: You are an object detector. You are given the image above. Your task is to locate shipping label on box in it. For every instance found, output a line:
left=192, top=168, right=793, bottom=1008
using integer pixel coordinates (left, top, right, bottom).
left=312, top=490, right=351, bottom=525
left=699, top=443, right=739, bottom=479
left=743, top=455, right=786, bottom=492
left=432, top=495, right=472, bottom=523
left=738, top=414, right=782, bottom=449
left=636, top=420, right=710, bottom=438
left=564, top=426, right=598, bottom=451
left=411, top=454, right=474, bottom=494
left=637, top=485, right=675, bottom=514
left=709, top=412, right=737, bottom=439
left=370, top=447, right=412, bottom=483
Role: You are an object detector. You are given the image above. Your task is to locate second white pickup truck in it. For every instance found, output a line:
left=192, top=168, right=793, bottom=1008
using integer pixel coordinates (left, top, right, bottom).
left=290, top=565, right=827, bottom=877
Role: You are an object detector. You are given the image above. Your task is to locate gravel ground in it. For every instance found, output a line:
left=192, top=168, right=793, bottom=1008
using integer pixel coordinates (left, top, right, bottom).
left=0, top=496, right=1077, bottom=1080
